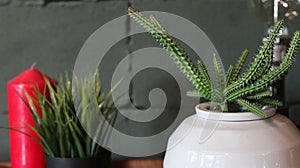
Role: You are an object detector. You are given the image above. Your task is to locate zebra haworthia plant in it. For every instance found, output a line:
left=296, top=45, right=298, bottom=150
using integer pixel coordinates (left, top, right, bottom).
left=128, top=7, right=300, bottom=118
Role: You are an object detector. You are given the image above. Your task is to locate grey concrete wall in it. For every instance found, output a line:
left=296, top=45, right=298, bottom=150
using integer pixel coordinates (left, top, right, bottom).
left=0, top=0, right=130, bottom=161
left=0, top=0, right=300, bottom=161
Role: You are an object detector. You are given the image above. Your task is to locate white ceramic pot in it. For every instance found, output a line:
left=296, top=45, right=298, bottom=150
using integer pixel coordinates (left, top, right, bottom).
left=164, top=103, right=300, bottom=168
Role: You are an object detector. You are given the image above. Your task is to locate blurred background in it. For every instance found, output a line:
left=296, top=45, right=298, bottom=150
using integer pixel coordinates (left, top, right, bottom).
left=0, top=0, right=300, bottom=161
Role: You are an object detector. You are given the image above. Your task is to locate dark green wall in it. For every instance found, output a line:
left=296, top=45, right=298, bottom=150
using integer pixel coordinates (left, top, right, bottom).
left=0, top=0, right=300, bottom=161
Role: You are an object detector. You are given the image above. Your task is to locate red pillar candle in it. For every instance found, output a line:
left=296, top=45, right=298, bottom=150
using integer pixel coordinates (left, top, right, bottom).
left=7, top=68, right=56, bottom=168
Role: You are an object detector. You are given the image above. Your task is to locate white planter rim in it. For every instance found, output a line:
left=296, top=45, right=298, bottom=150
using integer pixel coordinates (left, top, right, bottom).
left=195, top=102, right=276, bottom=122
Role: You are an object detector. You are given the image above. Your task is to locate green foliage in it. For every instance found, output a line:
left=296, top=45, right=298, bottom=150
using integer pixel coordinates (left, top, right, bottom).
left=225, top=21, right=283, bottom=95
left=212, top=53, right=225, bottom=103
left=128, top=7, right=212, bottom=99
left=25, top=73, right=116, bottom=158
left=128, top=7, right=300, bottom=118
left=227, top=49, right=249, bottom=86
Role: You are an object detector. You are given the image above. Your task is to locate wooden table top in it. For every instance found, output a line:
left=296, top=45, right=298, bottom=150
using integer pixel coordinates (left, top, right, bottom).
left=110, top=159, right=163, bottom=168
left=0, top=163, right=10, bottom=168
left=0, top=158, right=163, bottom=168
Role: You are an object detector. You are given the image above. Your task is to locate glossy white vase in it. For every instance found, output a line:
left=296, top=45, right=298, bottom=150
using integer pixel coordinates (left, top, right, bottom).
left=164, top=103, right=300, bottom=168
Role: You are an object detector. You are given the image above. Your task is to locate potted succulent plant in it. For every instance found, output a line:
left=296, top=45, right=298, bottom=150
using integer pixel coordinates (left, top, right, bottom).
left=128, top=7, right=300, bottom=168
left=19, top=73, right=116, bottom=168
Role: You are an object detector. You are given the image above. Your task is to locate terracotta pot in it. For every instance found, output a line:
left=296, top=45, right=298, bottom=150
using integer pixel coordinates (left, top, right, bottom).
left=164, top=102, right=300, bottom=168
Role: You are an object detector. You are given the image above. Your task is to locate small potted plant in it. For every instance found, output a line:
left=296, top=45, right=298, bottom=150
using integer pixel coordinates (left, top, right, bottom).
left=128, top=7, right=300, bottom=168
left=23, top=72, right=116, bottom=168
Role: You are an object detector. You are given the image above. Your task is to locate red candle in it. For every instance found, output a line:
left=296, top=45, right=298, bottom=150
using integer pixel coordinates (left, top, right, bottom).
left=7, top=68, right=56, bottom=168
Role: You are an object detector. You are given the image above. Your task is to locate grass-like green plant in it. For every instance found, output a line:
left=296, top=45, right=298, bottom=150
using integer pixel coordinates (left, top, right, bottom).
left=22, top=73, right=116, bottom=158
left=128, top=7, right=300, bottom=117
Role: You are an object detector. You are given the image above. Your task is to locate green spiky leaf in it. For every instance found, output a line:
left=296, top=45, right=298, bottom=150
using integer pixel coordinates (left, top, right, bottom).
left=247, top=90, right=272, bottom=99
left=226, top=31, right=300, bottom=101
left=226, top=65, right=234, bottom=87
left=236, top=98, right=267, bottom=118
left=225, top=21, right=283, bottom=95
left=258, top=97, right=283, bottom=106
left=128, top=7, right=212, bottom=99
left=230, top=49, right=249, bottom=83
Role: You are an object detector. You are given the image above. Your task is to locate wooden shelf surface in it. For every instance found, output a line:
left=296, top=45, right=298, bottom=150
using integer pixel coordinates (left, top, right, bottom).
left=110, top=158, right=163, bottom=168
left=0, top=158, right=163, bottom=168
